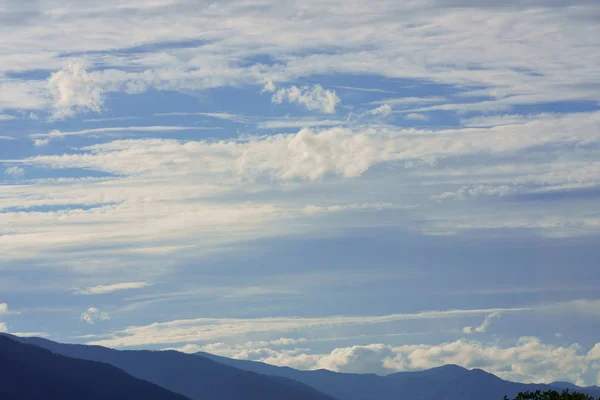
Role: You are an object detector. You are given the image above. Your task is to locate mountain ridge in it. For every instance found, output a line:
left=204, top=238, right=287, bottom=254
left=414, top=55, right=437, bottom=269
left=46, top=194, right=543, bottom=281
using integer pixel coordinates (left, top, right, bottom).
left=2, top=333, right=336, bottom=400
left=0, top=335, right=192, bottom=400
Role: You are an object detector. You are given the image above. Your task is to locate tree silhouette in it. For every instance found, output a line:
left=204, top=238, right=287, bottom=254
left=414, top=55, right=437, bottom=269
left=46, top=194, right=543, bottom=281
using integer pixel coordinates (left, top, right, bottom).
left=505, top=390, right=596, bottom=400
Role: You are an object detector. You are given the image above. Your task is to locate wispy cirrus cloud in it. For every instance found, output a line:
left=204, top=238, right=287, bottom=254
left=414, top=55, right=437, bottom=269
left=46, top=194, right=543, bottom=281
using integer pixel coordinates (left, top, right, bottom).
left=73, top=281, right=152, bottom=295
left=30, top=125, right=214, bottom=146
left=88, top=305, right=532, bottom=347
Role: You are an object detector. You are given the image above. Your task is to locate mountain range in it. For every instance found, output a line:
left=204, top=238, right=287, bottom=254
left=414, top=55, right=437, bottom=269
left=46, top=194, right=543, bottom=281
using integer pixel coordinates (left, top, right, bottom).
left=197, top=351, right=600, bottom=400
left=0, top=335, right=189, bottom=400
left=2, top=334, right=334, bottom=400
left=3, top=333, right=599, bottom=400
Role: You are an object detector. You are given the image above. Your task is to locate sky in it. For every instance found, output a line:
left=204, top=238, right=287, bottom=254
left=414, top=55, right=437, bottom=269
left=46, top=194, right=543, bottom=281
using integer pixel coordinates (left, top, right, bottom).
left=1, top=0, right=600, bottom=387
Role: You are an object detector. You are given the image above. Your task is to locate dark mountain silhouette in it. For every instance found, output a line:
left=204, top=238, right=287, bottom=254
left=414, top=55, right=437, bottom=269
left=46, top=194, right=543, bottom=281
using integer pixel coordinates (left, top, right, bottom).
left=2, top=334, right=335, bottom=400
left=196, top=351, right=600, bottom=400
left=0, top=335, right=191, bottom=400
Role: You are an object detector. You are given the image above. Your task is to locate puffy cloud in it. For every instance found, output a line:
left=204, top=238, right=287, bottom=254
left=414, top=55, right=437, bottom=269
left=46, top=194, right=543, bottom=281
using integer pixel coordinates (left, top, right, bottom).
left=318, top=344, right=395, bottom=375
left=47, top=61, right=104, bottom=120
left=80, top=308, right=110, bottom=324
left=272, top=85, right=340, bottom=114
left=262, top=80, right=276, bottom=93
left=463, top=312, right=502, bottom=334
left=386, top=337, right=598, bottom=385
left=588, top=344, right=600, bottom=361
left=0, top=323, right=7, bottom=333
left=0, top=303, right=19, bottom=315
left=3, top=166, right=24, bottom=177
left=73, top=282, right=151, bottom=295
left=21, top=111, right=600, bottom=183
left=169, top=337, right=600, bottom=385
left=367, top=104, right=392, bottom=117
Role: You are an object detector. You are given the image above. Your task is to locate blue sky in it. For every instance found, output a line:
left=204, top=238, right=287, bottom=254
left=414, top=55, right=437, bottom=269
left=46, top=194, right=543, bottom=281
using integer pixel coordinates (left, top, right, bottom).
left=1, top=0, right=600, bottom=386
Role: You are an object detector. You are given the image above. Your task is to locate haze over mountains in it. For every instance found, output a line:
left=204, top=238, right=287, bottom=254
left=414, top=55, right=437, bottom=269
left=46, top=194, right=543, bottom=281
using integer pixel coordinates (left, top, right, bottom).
left=3, top=333, right=599, bottom=400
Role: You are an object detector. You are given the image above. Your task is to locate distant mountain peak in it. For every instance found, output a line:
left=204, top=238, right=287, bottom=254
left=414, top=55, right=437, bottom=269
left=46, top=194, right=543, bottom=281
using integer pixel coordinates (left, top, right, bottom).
left=428, top=364, right=468, bottom=371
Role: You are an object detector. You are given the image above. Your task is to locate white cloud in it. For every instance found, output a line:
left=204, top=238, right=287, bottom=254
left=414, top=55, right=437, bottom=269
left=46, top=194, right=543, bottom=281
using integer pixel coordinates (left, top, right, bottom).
left=166, top=337, right=308, bottom=355
left=433, top=185, right=515, bottom=201
left=257, top=119, right=349, bottom=129
left=80, top=307, right=110, bottom=324
left=1, top=110, right=599, bottom=265
left=154, top=112, right=247, bottom=123
left=11, top=332, right=50, bottom=338
left=367, top=104, right=392, bottom=117
left=4, top=166, right=24, bottom=177
left=302, top=203, right=415, bottom=216
left=0, top=323, right=7, bottom=333
left=405, top=113, right=429, bottom=121
left=463, top=312, right=502, bottom=334
left=0, top=0, right=597, bottom=117
left=87, top=305, right=530, bottom=347
left=0, top=303, right=19, bottom=315
left=30, top=126, right=204, bottom=145
left=262, top=80, right=276, bottom=93
left=0, top=114, right=15, bottom=121
left=272, top=85, right=340, bottom=114
left=18, top=111, right=600, bottom=183
left=74, top=281, right=151, bottom=295
left=173, top=337, right=600, bottom=385
left=47, top=61, right=104, bottom=120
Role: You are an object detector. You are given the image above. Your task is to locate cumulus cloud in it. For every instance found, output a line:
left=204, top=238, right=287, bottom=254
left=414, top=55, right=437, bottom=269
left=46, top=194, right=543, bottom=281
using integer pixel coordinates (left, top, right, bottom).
left=47, top=61, right=104, bottom=120
left=272, top=85, right=340, bottom=114
left=74, top=282, right=151, bottom=295
left=80, top=308, right=110, bottom=324
left=0, top=303, right=19, bottom=315
left=0, top=302, right=19, bottom=335
left=463, top=312, right=502, bottom=334
left=4, top=166, right=24, bottom=177
left=262, top=80, right=276, bottom=93
left=367, top=104, right=392, bottom=117
left=194, top=337, right=600, bottom=385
